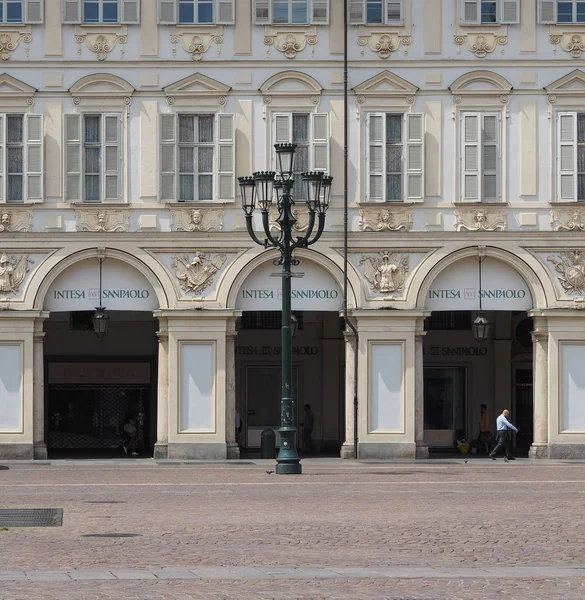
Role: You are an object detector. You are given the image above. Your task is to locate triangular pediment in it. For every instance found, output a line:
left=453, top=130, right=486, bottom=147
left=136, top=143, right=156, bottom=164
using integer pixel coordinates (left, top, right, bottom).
left=69, top=74, right=134, bottom=96
left=449, top=70, right=512, bottom=94
left=260, top=71, right=322, bottom=96
left=353, top=71, right=418, bottom=96
left=164, top=73, right=231, bottom=96
left=0, top=73, right=36, bottom=95
left=546, top=70, right=585, bottom=94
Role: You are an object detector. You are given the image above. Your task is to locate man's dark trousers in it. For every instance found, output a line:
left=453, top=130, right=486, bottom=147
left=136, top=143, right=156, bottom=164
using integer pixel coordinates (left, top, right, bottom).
left=489, top=430, right=510, bottom=458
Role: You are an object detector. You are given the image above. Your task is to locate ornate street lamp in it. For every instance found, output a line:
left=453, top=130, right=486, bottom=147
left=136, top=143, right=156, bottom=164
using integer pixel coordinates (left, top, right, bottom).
left=238, top=145, right=332, bottom=475
left=472, top=250, right=491, bottom=343
left=92, top=256, right=109, bottom=338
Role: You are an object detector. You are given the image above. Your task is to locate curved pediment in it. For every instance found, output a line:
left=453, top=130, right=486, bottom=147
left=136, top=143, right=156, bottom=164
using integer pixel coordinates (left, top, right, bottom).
left=260, top=71, right=323, bottom=96
left=449, top=70, right=513, bottom=95
left=353, top=70, right=418, bottom=97
left=546, top=70, right=585, bottom=96
left=69, top=73, right=135, bottom=97
left=164, top=73, right=231, bottom=97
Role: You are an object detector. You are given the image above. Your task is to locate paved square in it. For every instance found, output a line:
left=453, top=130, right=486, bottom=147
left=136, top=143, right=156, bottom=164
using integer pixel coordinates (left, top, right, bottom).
left=1, top=458, right=585, bottom=599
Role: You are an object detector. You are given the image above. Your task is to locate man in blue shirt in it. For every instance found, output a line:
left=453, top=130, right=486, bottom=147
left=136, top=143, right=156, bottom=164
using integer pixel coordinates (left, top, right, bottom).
left=489, top=409, right=518, bottom=462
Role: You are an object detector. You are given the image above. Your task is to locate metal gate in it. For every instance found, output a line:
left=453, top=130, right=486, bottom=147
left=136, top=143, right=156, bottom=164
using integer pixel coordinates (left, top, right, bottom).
left=48, top=384, right=149, bottom=450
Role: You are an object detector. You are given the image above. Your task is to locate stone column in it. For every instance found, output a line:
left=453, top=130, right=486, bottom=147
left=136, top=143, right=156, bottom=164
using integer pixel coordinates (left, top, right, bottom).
left=415, top=328, right=428, bottom=458
left=154, top=319, right=169, bottom=459
left=340, top=331, right=357, bottom=459
left=33, top=322, right=47, bottom=460
left=226, top=321, right=240, bottom=459
left=529, top=322, right=549, bottom=459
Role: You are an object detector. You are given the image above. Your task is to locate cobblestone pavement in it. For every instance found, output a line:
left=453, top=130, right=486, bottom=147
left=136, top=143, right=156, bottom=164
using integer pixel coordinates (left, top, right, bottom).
left=1, top=458, right=585, bottom=599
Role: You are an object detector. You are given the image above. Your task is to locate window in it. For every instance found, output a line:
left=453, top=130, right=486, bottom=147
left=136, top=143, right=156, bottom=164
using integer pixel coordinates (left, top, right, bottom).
left=65, top=114, right=122, bottom=203
left=272, top=112, right=329, bottom=198
left=460, top=112, right=501, bottom=202
left=254, top=0, right=328, bottom=24
left=63, top=0, right=139, bottom=23
left=539, top=0, right=585, bottom=22
left=365, top=113, right=424, bottom=202
left=160, top=113, right=234, bottom=202
left=0, top=0, right=41, bottom=22
left=349, top=0, right=403, bottom=25
left=556, top=112, right=585, bottom=201
left=0, top=114, right=43, bottom=203
left=460, top=0, right=519, bottom=24
left=158, top=0, right=233, bottom=24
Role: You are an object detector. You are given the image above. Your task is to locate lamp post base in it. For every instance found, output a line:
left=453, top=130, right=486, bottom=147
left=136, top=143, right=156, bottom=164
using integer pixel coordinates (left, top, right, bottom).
left=276, top=461, right=302, bottom=475
left=275, top=428, right=302, bottom=474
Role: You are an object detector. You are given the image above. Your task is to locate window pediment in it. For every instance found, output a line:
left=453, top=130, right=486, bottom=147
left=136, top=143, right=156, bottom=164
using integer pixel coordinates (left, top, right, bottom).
left=69, top=73, right=134, bottom=109
left=546, top=69, right=585, bottom=98
left=0, top=73, right=36, bottom=108
left=353, top=70, right=417, bottom=107
left=163, top=73, right=231, bottom=109
left=260, top=70, right=322, bottom=109
left=449, top=70, right=512, bottom=107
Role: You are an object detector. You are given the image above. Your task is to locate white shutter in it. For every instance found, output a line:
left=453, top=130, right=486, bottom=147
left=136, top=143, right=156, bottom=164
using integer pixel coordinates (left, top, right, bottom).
left=63, top=0, right=81, bottom=23
left=216, top=0, right=234, bottom=23
left=103, top=114, right=122, bottom=202
left=254, top=0, right=270, bottom=23
left=311, top=0, right=328, bottom=23
left=216, top=113, right=235, bottom=201
left=501, top=0, right=520, bottom=23
left=25, top=0, right=43, bottom=22
left=405, top=113, right=424, bottom=202
left=538, top=0, right=555, bottom=23
left=159, top=114, right=176, bottom=201
left=366, top=113, right=386, bottom=202
left=482, top=113, right=499, bottom=201
left=272, top=113, right=292, bottom=170
left=158, top=0, right=176, bottom=23
left=311, top=113, right=329, bottom=173
left=349, top=0, right=365, bottom=23
left=558, top=112, right=578, bottom=202
left=461, top=113, right=481, bottom=202
left=0, top=116, right=4, bottom=203
left=64, top=114, right=81, bottom=201
left=121, top=0, right=140, bottom=23
left=25, top=114, right=43, bottom=203
left=461, top=0, right=479, bottom=24
left=386, top=0, right=403, bottom=24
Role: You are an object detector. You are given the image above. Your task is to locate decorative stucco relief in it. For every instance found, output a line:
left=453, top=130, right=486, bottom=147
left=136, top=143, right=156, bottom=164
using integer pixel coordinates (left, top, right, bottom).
left=547, top=251, right=585, bottom=295
left=454, top=208, right=507, bottom=232
left=75, top=33, right=127, bottom=61
left=0, top=210, right=32, bottom=233
left=269, top=205, right=310, bottom=232
left=0, top=31, right=32, bottom=60
left=264, top=31, right=317, bottom=59
left=454, top=34, right=507, bottom=58
left=550, top=209, right=585, bottom=232
left=75, top=210, right=130, bottom=233
left=169, top=208, right=224, bottom=232
left=358, top=32, right=411, bottom=58
left=359, top=252, right=409, bottom=296
left=171, top=252, right=226, bottom=294
left=550, top=33, right=585, bottom=58
left=358, top=208, right=412, bottom=232
left=0, top=253, right=32, bottom=295
left=170, top=33, right=223, bottom=61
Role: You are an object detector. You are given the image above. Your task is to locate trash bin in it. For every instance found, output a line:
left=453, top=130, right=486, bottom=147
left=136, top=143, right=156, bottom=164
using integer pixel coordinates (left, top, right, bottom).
left=260, top=428, right=276, bottom=459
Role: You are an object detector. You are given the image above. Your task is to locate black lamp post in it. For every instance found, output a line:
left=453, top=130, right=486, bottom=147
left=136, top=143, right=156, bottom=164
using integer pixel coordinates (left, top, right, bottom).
left=472, top=252, right=491, bottom=343
left=92, top=257, right=109, bottom=338
left=238, top=143, right=332, bottom=475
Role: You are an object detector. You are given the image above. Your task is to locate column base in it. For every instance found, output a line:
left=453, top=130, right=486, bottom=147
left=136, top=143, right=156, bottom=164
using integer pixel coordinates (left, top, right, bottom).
left=528, top=443, right=548, bottom=459
left=340, top=442, right=356, bottom=459
left=153, top=443, right=169, bottom=459
left=226, top=442, right=240, bottom=459
left=34, top=442, right=48, bottom=460
left=415, top=443, right=429, bottom=459
left=358, top=442, right=416, bottom=459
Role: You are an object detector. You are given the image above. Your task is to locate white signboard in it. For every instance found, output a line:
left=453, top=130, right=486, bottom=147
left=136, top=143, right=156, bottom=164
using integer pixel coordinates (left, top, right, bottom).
left=45, top=259, right=158, bottom=311
left=427, top=257, right=532, bottom=311
left=237, top=259, right=342, bottom=311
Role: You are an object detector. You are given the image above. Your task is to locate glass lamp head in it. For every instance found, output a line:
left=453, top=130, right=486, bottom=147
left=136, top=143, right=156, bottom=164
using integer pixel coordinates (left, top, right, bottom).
left=253, top=171, right=276, bottom=211
left=238, top=176, right=256, bottom=215
left=274, top=143, right=296, bottom=181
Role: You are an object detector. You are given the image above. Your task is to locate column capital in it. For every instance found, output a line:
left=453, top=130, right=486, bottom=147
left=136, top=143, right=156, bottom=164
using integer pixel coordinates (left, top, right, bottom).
left=156, top=331, right=169, bottom=343
left=33, top=332, right=45, bottom=342
left=531, top=330, right=548, bottom=344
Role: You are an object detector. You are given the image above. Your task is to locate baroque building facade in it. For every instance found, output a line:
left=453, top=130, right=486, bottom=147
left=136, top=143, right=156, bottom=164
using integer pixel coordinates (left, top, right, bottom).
left=1, top=0, right=585, bottom=460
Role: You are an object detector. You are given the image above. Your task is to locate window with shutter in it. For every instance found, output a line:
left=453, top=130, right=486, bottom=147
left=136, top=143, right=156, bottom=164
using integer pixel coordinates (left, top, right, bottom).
left=160, top=114, right=176, bottom=201
left=63, top=0, right=81, bottom=22
left=538, top=0, right=555, bottom=21
left=65, top=0, right=141, bottom=23
left=0, top=0, right=43, bottom=23
left=405, top=113, right=424, bottom=202
left=216, top=113, right=235, bottom=201
left=366, top=113, right=385, bottom=202
left=253, top=0, right=329, bottom=24
left=556, top=0, right=585, bottom=22
left=351, top=0, right=403, bottom=24
left=460, top=0, right=519, bottom=24
left=25, top=114, right=43, bottom=202
left=65, top=114, right=81, bottom=201
left=557, top=112, right=578, bottom=201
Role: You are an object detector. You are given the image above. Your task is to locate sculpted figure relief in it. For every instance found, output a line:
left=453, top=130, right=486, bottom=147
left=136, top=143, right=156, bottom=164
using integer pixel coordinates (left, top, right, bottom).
left=548, top=251, right=585, bottom=295
left=172, top=252, right=227, bottom=294
left=0, top=253, right=32, bottom=294
left=360, top=252, right=409, bottom=295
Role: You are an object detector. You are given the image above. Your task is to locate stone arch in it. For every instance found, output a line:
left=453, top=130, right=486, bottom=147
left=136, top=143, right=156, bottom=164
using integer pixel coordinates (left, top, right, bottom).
left=409, top=246, right=553, bottom=311
left=259, top=70, right=323, bottom=98
left=220, top=248, right=358, bottom=311
left=69, top=73, right=135, bottom=97
left=31, top=247, right=170, bottom=311
left=449, top=70, right=513, bottom=95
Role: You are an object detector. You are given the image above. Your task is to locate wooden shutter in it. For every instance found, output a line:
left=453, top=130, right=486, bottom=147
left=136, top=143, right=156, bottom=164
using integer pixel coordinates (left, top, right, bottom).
left=160, top=114, right=176, bottom=201
left=63, top=0, right=81, bottom=23
left=366, top=113, right=385, bottom=202
left=482, top=113, right=499, bottom=201
left=311, top=113, right=329, bottom=173
left=25, top=0, right=43, bottom=22
left=386, top=0, right=403, bottom=24
left=216, top=113, right=235, bottom=201
left=558, top=112, right=578, bottom=201
left=158, top=0, right=176, bottom=23
left=216, top=0, right=234, bottom=23
left=405, top=113, right=424, bottom=202
left=121, top=0, right=140, bottom=22
left=311, top=0, right=328, bottom=23
left=460, top=0, right=480, bottom=24
left=103, top=114, right=122, bottom=202
left=254, top=0, right=270, bottom=23
left=538, top=0, right=555, bottom=23
left=348, top=0, right=364, bottom=23
left=272, top=113, right=292, bottom=170
left=501, top=0, right=520, bottom=23
left=25, top=114, right=43, bottom=203
left=461, top=113, right=481, bottom=202
left=65, top=114, right=81, bottom=201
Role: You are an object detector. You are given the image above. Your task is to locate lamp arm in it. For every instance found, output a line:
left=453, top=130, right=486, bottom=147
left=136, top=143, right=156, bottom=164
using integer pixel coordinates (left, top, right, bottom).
left=261, top=210, right=283, bottom=249
left=305, top=213, right=326, bottom=247
left=245, top=214, right=269, bottom=248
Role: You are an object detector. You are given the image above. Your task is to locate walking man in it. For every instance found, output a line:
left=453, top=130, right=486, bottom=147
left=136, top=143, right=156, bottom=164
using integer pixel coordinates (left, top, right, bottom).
left=489, top=409, right=518, bottom=462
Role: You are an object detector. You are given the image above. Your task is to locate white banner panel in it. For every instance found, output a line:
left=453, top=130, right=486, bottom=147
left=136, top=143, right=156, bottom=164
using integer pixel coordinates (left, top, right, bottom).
left=45, top=259, right=158, bottom=312
left=0, top=345, right=21, bottom=432
left=181, top=343, right=214, bottom=432
left=370, top=343, right=403, bottom=432
left=562, top=344, right=585, bottom=432
left=237, top=259, right=342, bottom=311
left=427, top=257, right=532, bottom=311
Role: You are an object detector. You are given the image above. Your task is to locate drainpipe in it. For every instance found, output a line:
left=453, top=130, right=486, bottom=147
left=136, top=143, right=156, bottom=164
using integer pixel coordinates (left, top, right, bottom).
left=342, top=0, right=359, bottom=459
